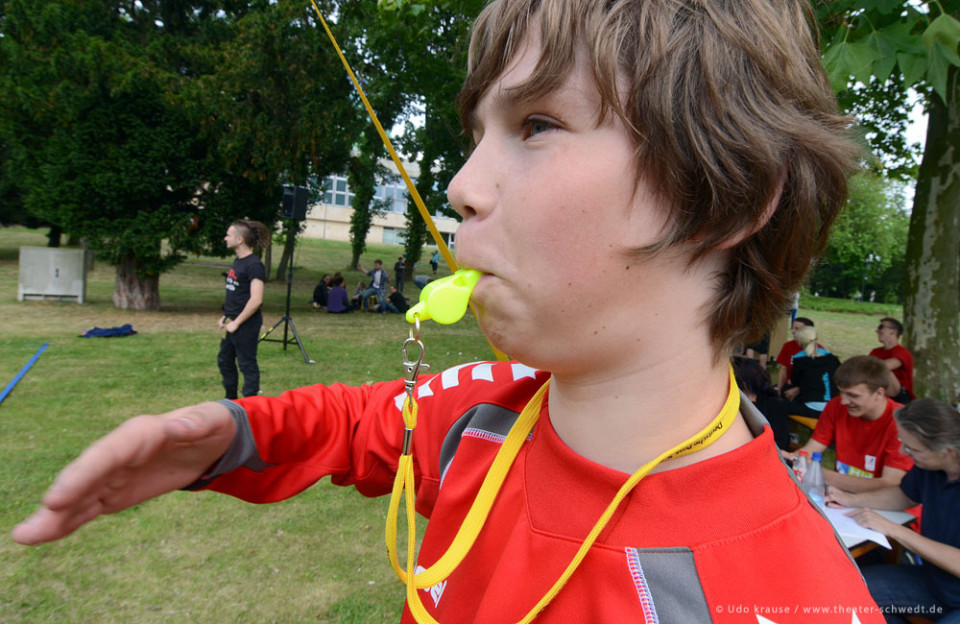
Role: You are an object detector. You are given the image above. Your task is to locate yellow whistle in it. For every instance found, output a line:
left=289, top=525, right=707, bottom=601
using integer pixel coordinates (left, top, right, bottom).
left=406, top=269, right=482, bottom=325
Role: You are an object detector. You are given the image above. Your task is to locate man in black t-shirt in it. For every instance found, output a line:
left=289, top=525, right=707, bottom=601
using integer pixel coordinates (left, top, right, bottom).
left=218, top=220, right=267, bottom=399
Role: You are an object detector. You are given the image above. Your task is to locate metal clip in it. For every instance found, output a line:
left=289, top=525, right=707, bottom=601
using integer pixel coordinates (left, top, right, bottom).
left=402, top=338, right=429, bottom=390
left=402, top=317, right=429, bottom=392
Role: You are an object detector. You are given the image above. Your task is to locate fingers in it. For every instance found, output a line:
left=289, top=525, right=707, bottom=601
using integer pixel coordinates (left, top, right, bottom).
left=13, top=403, right=235, bottom=547
left=41, top=416, right=167, bottom=511
left=11, top=498, right=105, bottom=545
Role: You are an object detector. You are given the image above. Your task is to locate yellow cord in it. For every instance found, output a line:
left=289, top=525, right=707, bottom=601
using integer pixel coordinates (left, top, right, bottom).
left=306, top=0, right=454, bottom=271
left=305, top=1, right=508, bottom=362
left=388, top=366, right=742, bottom=622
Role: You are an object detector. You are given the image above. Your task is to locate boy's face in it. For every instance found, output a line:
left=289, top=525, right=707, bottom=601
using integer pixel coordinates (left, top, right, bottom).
left=838, top=383, right=886, bottom=420
left=448, top=32, right=695, bottom=369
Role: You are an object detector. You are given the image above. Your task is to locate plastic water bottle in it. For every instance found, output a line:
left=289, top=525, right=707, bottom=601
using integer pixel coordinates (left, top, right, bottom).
left=793, top=449, right=809, bottom=481
left=801, top=451, right=826, bottom=507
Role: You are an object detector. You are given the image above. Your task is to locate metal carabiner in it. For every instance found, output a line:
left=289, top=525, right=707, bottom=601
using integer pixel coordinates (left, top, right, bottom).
left=402, top=317, right=429, bottom=392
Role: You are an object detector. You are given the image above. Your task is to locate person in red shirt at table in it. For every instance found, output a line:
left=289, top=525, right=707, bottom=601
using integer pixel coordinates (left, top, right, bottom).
left=785, top=355, right=913, bottom=493
left=871, top=316, right=914, bottom=404
left=775, top=316, right=816, bottom=399
left=826, top=398, right=960, bottom=624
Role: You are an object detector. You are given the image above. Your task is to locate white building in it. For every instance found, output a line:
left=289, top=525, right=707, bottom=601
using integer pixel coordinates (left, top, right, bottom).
left=301, top=160, right=459, bottom=248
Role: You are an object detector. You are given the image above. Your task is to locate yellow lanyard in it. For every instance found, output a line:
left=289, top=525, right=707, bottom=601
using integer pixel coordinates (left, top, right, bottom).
left=387, top=365, right=741, bottom=623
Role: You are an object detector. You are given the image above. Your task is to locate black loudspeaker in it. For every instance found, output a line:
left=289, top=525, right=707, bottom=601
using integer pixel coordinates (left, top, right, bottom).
left=281, top=185, right=309, bottom=220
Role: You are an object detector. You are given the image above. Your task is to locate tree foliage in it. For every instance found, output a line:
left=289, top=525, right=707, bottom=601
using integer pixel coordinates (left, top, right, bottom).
left=817, top=0, right=960, bottom=401
left=376, top=0, right=483, bottom=266
left=809, top=173, right=910, bottom=303
left=0, top=0, right=358, bottom=308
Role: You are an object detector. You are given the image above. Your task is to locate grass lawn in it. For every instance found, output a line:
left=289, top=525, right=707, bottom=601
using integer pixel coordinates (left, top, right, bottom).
left=0, top=226, right=900, bottom=622
left=1, top=227, right=487, bottom=624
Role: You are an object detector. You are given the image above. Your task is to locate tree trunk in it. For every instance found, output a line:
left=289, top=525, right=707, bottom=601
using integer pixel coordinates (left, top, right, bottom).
left=46, top=225, right=61, bottom=247
left=262, top=238, right=272, bottom=282
left=275, top=223, right=295, bottom=282
left=903, top=67, right=960, bottom=403
left=113, top=254, right=160, bottom=310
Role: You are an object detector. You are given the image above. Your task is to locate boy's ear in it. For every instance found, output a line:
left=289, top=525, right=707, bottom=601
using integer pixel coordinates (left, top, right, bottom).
left=713, top=177, right=784, bottom=250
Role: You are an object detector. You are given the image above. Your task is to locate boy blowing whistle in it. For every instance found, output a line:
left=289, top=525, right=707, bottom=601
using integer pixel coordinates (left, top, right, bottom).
left=14, top=0, right=881, bottom=621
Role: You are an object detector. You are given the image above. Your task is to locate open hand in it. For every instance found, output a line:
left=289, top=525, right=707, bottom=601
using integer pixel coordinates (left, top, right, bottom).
left=12, top=403, right=235, bottom=545
left=845, top=508, right=898, bottom=536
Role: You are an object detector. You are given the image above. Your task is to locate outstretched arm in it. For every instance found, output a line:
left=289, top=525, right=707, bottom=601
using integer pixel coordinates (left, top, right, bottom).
left=12, top=402, right=236, bottom=545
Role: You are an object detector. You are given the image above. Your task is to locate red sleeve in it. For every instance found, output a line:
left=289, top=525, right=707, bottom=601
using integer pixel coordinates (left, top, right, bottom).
left=882, top=438, right=914, bottom=473
left=775, top=342, right=793, bottom=367
left=207, top=380, right=425, bottom=504
left=810, top=397, right=839, bottom=447
left=892, top=344, right=913, bottom=375
left=198, top=362, right=548, bottom=518
left=881, top=402, right=914, bottom=473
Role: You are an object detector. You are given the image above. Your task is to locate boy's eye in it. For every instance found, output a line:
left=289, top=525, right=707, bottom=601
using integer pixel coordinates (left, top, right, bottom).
left=521, top=116, right=556, bottom=139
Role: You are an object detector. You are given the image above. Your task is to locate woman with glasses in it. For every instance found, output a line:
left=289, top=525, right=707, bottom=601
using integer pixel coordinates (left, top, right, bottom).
left=827, top=398, right=960, bottom=623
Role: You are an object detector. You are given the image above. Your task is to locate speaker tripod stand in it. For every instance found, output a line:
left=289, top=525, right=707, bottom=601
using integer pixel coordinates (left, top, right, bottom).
left=259, top=218, right=315, bottom=364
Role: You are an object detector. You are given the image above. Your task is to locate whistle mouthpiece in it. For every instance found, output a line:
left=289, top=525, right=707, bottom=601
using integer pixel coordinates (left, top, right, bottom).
left=406, top=269, right=481, bottom=325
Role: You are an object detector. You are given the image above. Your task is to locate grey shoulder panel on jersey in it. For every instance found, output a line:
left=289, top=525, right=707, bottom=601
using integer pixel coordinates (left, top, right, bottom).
left=438, top=403, right=522, bottom=479
left=628, top=547, right=714, bottom=623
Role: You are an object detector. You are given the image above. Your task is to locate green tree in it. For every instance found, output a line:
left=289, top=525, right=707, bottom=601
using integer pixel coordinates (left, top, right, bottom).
left=377, top=0, right=484, bottom=267
left=0, top=0, right=206, bottom=308
left=809, top=173, right=910, bottom=302
left=818, top=1, right=960, bottom=401
left=0, top=0, right=357, bottom=308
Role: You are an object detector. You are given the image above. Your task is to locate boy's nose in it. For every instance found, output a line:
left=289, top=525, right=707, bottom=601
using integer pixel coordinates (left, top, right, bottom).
left=447, top=145, right=497, bottom=220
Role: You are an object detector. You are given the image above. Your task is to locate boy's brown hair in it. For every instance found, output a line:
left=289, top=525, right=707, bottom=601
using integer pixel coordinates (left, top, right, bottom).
left=834, top=355, right=891, bottom=393
left=458, top=0, right=859, bottom=353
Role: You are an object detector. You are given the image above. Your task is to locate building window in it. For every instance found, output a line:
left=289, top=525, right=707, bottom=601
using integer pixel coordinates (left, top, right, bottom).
left=376, top=176, right=410, bottom=214
left=383, top=227, right=407, bottom=245
left=322, top=173, right=415, bottom=213
left=323, top=175, right=354, bottom=207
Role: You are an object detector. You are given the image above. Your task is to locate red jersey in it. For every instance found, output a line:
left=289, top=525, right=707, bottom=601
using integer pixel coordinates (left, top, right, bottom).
left=812, top=396, right=913, bottom=479
left=869, top=344, right=915, bottom=399
left=205, top=361, right=882, bottom=623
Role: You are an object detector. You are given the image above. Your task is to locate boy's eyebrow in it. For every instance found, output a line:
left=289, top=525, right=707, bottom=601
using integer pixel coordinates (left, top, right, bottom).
left=464, top=84, right=531, bottom=135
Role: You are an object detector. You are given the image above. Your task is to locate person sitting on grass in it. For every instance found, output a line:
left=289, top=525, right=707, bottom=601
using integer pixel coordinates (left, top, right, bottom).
left=358, top=260, right=389, bottom=314
left=785, top=355, right=913, bottom=493
left=325, top=277, right=352, bottom=314
left=350, top=280, right=365, bottom=311
left=385, top=286, right=409, bottom=314
left=827, top=398, right=960, bottom=624
left=310, top=274, right=330, bottom=310
left=12, top=0, right=884, bottom=620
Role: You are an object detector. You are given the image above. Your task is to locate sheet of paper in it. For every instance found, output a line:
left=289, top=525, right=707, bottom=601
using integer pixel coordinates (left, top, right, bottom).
left=823, top=506, right=892, bottom=549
